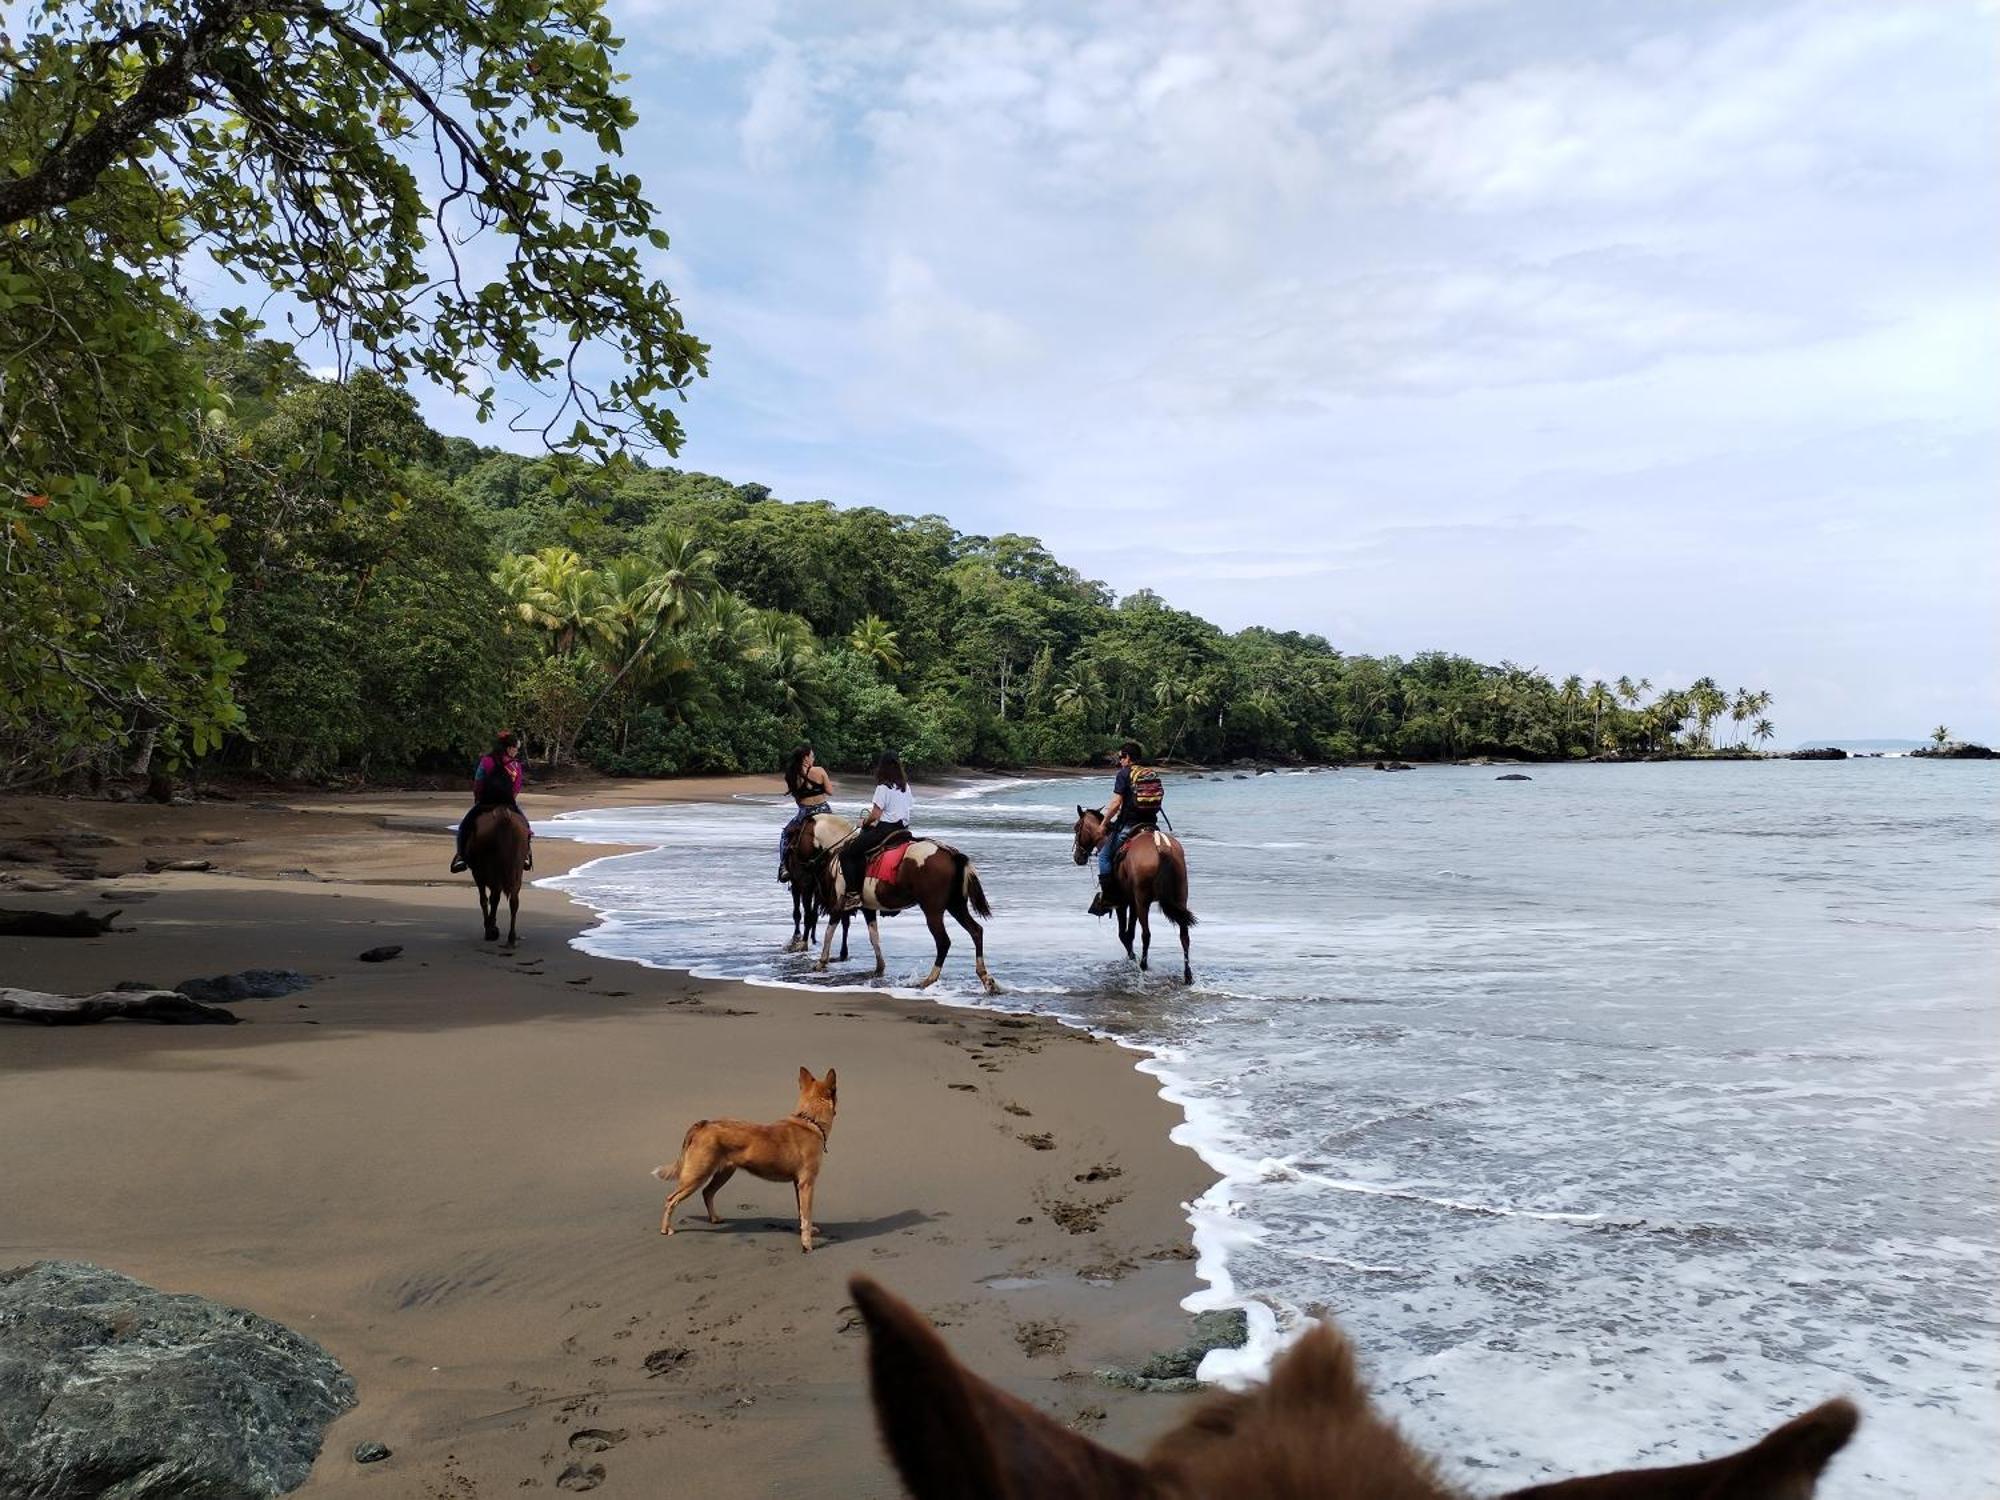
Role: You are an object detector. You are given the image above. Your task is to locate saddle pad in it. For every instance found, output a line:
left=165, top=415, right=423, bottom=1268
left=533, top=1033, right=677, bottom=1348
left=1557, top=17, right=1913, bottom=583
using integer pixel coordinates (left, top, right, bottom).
left=866, top=843, right=908, bottom=884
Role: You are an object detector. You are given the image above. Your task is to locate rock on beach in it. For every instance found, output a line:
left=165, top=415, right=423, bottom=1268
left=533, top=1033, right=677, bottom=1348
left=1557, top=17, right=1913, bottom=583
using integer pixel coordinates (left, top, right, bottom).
left=0, top=1260, right=356, bottom=1499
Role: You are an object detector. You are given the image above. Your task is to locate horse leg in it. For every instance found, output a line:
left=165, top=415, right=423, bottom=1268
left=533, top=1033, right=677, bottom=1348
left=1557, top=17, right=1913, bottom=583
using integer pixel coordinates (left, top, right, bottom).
left=915, top=903, right=950, bottom=988
left=948, top=896, right=996, bottom=994
left=505, top=884, right=519, bottom=947
left=1137, top=898, right=1152, bottom=972
left=865, top=911, right=885, bottom=976
left=478, top=880, right=499, bottom=942
left=1116, top=888, right=1136, bottom=960
left=1179, top=917, right=1193, bottom=985
left=838, top=912, right=851, bottom=962
left=789, top=887, right=804, bottom=953
left=815, top=900, right=838, bottom=971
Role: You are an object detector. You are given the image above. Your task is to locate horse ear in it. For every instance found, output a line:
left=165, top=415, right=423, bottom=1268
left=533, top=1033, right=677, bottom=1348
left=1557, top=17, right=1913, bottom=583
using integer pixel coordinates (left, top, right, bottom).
left=850, top=1276, right=1156, bottom=1500
left=1077, top=804, right=1087, bottom=817
left=798, top=1065, right=813, bottom=1090
left=1500, top=1399, right=1858, bottom=1500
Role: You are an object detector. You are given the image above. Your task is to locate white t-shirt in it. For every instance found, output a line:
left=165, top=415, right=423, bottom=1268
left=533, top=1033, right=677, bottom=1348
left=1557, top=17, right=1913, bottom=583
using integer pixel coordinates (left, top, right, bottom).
left=871, top=783, right=914, bottom=825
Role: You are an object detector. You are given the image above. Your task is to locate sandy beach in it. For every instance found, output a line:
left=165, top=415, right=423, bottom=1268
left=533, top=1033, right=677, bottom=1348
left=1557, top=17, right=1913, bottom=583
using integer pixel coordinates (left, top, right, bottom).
left=0, top=777, right=1212, bottom=1496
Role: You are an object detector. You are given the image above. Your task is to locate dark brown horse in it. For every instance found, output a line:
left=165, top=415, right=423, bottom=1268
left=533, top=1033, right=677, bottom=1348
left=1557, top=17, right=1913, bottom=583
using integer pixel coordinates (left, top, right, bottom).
left=786, top=811, right=853, bottom=959
left=1072, top=808, right=1196, bottom=984
left=466, top=805, right=530, bottom=946
left=815, top=833, right=996, bottom=993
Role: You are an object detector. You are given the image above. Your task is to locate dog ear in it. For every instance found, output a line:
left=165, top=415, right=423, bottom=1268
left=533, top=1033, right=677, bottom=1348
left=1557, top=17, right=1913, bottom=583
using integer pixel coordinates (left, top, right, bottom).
left=850, top=1276, right=1156, bottom=1500
left=823, top=1067, right=837, bottom=1096
left=1500, top=1399, right=1858, bottom=1500
left=798, top=1065, right=813, bottom=1091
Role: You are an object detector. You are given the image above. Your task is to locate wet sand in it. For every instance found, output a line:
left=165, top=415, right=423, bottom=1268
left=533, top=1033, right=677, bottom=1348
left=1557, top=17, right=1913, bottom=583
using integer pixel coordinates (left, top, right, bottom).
left=0, top=778, right=1210, bottom=1496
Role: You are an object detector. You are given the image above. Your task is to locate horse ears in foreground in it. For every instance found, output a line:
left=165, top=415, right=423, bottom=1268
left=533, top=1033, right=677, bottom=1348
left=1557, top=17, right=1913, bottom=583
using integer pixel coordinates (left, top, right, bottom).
left=847, top=1276, right=1859, bottom=1500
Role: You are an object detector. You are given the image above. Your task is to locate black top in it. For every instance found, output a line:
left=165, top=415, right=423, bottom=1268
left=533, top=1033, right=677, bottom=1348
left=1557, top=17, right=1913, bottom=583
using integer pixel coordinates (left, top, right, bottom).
left=793, top=768, right=830, bottom=807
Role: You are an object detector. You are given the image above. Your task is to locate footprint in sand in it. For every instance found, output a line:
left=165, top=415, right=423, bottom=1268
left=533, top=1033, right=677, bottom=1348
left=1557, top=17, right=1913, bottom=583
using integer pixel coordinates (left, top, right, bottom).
left=567, top=1428, right=627, bottom=1454
left=556, top=1460, right=606, bottom=1491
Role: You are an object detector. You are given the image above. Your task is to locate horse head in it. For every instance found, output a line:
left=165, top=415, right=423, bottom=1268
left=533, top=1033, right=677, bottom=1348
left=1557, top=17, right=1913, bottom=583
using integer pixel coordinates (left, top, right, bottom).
left=1071, top=805, right=1105, bottom=866
left=849, top=1274, right=1859, bottom=1500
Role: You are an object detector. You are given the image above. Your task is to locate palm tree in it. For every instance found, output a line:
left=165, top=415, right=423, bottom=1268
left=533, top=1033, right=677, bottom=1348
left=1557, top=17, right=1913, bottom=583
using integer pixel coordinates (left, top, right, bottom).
left=1558, top=675, right=1585, bottom=750
left=848, top=614, right=904, bottom=674
left=1586, top=680, right=1613, bottom=750
left=1730, top=688, right=1754, bottom=747
left=1616, top=675, right=1639, bottom=708
left=1932, top=725, right=1952, bottom=750
left=1753, top=717, right=1776, bottom=750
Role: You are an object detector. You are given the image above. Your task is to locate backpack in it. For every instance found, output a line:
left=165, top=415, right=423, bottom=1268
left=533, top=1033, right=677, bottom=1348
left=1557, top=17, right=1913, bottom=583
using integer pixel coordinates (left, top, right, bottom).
left=1129, top=766, right=1165, bottom=813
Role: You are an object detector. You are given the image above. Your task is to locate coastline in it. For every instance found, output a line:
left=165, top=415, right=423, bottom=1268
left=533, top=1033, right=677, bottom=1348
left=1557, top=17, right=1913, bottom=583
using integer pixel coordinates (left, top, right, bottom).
left=0, top=777, right=1213, bottom=1495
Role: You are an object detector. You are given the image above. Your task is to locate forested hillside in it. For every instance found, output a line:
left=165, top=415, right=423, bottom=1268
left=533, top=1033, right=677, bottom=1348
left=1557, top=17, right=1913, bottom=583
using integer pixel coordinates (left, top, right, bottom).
left=5, top=349, right=1778, bottom=784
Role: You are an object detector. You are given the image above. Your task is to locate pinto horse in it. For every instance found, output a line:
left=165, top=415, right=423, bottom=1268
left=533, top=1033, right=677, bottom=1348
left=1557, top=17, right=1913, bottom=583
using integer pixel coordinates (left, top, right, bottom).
left=814, top=833, right=997, bottom=993
left=466, top=804, right=530, bottom=946
left=1072, top=808, right=1195, bottom=984
left=786, top=811, right=854, bottom=959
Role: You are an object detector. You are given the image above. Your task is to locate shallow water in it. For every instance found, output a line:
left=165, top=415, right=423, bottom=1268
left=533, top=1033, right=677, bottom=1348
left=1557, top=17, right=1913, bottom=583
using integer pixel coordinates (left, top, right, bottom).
left=542, top=761, right=1999, bottom=1495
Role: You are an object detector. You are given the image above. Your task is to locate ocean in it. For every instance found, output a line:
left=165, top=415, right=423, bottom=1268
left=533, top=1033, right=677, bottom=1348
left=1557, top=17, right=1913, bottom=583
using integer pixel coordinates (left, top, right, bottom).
left=541, top=760, right=1999, bottom=1496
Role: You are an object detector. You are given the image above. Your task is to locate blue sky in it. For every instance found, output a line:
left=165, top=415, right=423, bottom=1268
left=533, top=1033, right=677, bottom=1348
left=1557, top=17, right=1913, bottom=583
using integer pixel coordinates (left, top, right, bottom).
left=409, top=0, right=1998, bottom=743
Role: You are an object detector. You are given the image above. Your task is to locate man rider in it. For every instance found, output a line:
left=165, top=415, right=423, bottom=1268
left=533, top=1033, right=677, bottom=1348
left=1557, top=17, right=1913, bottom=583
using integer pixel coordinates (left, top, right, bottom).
left=1088, top=741, right=1154, bottom=916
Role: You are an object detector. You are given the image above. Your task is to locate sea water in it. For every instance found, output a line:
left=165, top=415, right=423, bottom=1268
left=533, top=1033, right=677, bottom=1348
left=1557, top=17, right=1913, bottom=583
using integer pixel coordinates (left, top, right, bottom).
left=541, top=761, right=1999, bottom=1495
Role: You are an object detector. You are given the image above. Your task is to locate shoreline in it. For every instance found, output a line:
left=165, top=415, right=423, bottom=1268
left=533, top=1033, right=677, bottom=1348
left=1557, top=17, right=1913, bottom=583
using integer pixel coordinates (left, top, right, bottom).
left=0, top=778, right=1215, bottom=1495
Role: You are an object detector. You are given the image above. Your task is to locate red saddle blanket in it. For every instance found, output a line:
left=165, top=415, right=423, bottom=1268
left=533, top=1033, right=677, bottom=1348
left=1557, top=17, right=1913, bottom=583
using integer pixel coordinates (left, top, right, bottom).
left=866, top=838, right=912, bottom=883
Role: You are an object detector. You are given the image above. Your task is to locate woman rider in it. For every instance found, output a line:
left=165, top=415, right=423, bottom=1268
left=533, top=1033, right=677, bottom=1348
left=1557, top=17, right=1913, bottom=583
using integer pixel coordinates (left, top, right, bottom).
left=777, top=743, right=836, bottom=882
left=840, top=751, right=912, bottom=910
left=450, top=730, right=531, bottom=873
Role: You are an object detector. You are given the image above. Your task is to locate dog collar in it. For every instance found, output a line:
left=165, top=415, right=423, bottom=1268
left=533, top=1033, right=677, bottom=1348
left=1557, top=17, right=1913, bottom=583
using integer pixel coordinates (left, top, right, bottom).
left=794, top=1111, right=830, bottom=1152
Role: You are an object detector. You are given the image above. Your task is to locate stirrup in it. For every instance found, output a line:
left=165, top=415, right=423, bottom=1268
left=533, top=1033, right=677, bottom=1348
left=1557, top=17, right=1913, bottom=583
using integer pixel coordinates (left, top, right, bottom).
left=450, top=856, right=468, bottom=874
left=1087, top=891, right=1110, bottom=917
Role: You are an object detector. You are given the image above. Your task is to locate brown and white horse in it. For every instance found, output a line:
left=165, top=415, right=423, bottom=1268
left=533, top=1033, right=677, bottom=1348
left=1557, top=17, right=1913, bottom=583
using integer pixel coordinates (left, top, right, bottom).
left=1072, top=808, right=1196, bottom=984
left=466, top=805, right=530, bottom=947
left=786, top=811, right=854, bottom=958
left=815, top=833, right=997, bottom=993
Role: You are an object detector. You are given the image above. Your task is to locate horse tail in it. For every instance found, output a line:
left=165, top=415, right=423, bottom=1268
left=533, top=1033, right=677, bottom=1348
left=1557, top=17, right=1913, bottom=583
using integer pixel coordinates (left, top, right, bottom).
left=1155, top=848, right=1197, bottom=930
left=955, top=852, right=993, bottom=918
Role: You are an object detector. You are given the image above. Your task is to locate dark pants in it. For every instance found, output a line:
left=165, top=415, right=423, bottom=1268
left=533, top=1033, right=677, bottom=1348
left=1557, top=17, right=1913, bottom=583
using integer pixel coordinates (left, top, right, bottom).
left=842, top=820, right=908, bottom=895
left=457, top=798, right=527, bottom=862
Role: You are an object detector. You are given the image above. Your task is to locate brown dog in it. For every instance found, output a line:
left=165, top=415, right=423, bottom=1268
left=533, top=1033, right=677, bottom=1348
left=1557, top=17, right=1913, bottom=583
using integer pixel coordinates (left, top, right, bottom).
left=653, top=1067, right=837, bottom=1253
left=848, top=1275, right=1859, bottom=1499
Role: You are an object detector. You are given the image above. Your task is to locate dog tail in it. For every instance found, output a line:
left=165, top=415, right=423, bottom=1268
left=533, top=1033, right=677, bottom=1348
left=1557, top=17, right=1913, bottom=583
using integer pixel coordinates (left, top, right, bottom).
left=651, top=1120, right=707, bottom=1182
left=956, top=853, right=993, bottom=919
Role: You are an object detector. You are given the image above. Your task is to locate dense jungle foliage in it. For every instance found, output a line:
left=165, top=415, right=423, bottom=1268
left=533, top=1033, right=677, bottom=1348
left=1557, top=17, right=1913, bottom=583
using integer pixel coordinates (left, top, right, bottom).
left=1, top=0, right=1777, bottom=785
left=20, top=348, right=1778, bottom=783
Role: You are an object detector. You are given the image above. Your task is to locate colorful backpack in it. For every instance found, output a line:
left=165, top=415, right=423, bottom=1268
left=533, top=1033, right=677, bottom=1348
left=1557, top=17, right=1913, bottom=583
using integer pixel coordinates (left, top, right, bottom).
left=1129, top=765, right=1165, bottom=813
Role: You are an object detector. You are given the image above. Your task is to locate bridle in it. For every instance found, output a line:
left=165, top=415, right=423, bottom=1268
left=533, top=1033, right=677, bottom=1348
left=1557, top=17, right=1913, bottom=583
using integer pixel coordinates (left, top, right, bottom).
left=1072, top=810, right=1106, bottom=866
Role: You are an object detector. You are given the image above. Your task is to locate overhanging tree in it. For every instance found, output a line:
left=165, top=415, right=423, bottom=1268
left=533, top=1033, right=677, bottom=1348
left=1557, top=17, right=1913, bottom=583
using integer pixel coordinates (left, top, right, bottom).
left=1, top=0, right=706, bottom=781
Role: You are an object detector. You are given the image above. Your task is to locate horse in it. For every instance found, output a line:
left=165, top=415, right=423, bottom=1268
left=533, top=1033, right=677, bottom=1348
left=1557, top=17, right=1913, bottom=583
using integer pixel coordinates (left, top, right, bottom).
left=815, top=832, right=997, bottom=993
left=848, top=1273, right=1860, bottom=1500
left=1072, top=808, right=1196, bottom=984
left=465, top=804, right=530, bottom=946
left=786, top=811, right=854, bottom=960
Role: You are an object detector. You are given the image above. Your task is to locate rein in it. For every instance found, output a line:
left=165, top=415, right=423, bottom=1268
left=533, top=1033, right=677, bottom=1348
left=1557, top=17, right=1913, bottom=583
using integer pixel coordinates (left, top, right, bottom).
left=792, top=1111, right=831, bottom=1152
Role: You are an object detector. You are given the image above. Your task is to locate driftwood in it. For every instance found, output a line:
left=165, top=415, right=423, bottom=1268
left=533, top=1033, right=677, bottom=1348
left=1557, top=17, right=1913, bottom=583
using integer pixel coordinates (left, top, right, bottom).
left=0, top=987, right=237, bottom=1025
left=143, top=857, right=212, bottom=873
left=0, top=908, right=121, bottom=938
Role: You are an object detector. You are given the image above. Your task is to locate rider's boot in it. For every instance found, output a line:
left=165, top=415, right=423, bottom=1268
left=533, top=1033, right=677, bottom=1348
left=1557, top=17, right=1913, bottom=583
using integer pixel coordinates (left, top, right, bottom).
left=449, top=855, right=468, bottom=874
left=1087, top=874, right=1115, bottom=917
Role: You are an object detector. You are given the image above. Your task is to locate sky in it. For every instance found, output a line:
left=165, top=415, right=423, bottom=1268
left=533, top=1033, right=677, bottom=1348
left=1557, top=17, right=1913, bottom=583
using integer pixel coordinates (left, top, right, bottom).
left=411, top=0, right=1999, bottom=744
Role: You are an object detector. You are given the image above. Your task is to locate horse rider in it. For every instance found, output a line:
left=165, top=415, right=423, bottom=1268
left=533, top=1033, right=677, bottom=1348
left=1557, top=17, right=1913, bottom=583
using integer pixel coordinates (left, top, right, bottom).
left=778, top=743, right=836, bottom=882
left=840, top=752, right=913, bottom=911
left=450, top=729, right=531, bottom=873
left=1088, top=740, right=1156, bottom=915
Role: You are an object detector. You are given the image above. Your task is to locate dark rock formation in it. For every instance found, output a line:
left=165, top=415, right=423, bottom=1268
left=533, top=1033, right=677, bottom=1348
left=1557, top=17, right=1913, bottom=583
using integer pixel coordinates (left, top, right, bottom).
left=1914, top=743, right=1997, bottom=759
left=0, top=907, right=120, bottom=937
left=1495, top=773, right=1533, bottom=781
left=357, top=945, right=403, bottom=963
left=174, top=970, right=313, bottom=1005
left=1373, top=761, right=1414, bottom=772
left=353, top=1441, right=392, bottom=1464
left=0, top=1260, right=356, bottom=1498
left=1788, top=747, right=1848, bottom=760
left=1095, top=1307, right=1250, bottom=1393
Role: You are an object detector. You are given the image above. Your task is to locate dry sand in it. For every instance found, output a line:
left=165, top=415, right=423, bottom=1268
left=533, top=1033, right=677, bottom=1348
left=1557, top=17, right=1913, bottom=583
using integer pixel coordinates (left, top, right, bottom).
left=0, top=778, right=1212, bottom=1497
